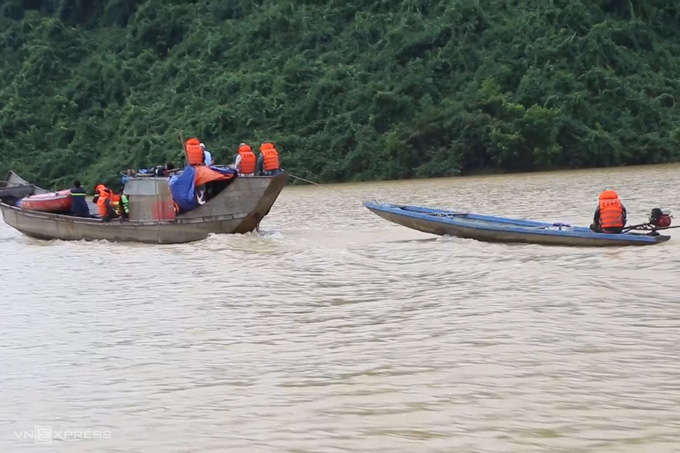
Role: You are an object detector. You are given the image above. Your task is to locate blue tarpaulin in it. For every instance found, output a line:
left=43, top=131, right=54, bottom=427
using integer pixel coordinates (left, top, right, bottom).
left=169, top=166, right=198, bottom=212
left=206, top=166, right=238, bottom=177
left=168, top=165, right=238, bottom=213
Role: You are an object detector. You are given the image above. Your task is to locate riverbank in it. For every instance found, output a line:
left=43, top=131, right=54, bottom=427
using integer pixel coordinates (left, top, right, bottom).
left=2, top=1, right=680, bottom=190
left=285, top=162, right=680, bottom=189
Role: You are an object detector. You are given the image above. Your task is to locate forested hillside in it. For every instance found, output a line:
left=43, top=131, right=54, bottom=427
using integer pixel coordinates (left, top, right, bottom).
left=1, top=0, right=679, bottom=189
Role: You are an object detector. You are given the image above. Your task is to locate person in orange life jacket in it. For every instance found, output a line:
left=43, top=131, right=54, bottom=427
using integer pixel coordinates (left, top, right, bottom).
left=234, top=143, right=257, bottom=176
left=185, top=138, right=205, bottom=166
left=590, top=190, right=627, bottom=233
left=92, top=183, right=109, bottom=204
left=256, top=141, right=282, bottom=176
left=96, top=188, right=118, bottom=222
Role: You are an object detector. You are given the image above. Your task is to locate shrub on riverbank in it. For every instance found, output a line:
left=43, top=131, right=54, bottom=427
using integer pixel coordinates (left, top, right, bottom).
left=1, top=0, right=679, bottom=188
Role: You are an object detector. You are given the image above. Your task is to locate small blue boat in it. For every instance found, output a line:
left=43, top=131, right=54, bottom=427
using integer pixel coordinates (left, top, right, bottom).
left=363, top=201, right=671, bottom=247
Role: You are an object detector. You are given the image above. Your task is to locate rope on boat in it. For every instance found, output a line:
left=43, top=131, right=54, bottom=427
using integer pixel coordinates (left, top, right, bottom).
left=288, top=173, right=320, bottom=185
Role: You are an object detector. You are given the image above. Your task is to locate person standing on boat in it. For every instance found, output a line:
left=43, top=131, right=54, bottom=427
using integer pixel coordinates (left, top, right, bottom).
left=92, top=183, right=109, bottom=204
left=185, top=138, right=205, bottom=166
left=201, top=143, right=214, bottom=166
left=235, top=143, right=257, bottom=176
left=69, top=180, right=91, bottom=217
left=256, top=141, right=282, bottom=176
left=590, top=190, right=627, bottom=233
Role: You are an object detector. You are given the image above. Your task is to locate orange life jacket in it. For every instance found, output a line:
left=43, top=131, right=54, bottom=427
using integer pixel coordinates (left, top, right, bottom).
left=185, top=138, right=204, bottom=166
left=598, top=190, right=624, bottom=229
left=238, top=144, right=256, bottom=174
left=94, top=184, right=109, bottom=198
left=97, top=191, right=111, bottom=217
left=260, top=143, right=280, bottom=172
left=93, top=184, right=109, bottom=204
left=110, top=193, right=122, bottom=215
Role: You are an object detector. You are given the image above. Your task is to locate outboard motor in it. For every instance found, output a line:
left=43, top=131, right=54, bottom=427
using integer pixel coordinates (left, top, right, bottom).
left=649, top=208, right=672, bottom=228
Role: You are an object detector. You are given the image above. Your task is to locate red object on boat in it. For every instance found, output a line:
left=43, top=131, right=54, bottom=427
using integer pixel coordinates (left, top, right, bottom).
left=19, top=189, right=73, bottom=213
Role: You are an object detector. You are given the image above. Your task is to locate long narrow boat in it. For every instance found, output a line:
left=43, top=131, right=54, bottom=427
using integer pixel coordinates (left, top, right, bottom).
left=363, top=201, right=671, bottom=247
left=0, top=169, right=287, bottom=244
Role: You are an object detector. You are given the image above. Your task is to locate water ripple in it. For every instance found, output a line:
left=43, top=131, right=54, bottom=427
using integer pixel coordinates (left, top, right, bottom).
left=1, top=165, right=680, bottom=452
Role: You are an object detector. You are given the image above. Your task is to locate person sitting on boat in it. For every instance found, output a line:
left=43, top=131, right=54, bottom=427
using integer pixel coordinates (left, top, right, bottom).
left=235, top=143, right=257, bottom=176
left=185, top=138, right=205, bottom=166
left=257, top=141, right=282, bottom=176
left=590, top=190, right=627, bottom=233
left=112, top=188, right=129, bottom=220
left=201, top=143, right=214, bottom=166
left=69, top=180, right=91, bottom=218
left=97, top=188, right=118, bottom=222
left=154, top=163, right=176, bottom=177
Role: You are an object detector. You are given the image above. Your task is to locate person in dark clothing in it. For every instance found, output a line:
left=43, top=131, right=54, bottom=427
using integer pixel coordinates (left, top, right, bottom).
left=154, top=163, right=176, bottom=177
left=70, top=180, right=91, bottom=217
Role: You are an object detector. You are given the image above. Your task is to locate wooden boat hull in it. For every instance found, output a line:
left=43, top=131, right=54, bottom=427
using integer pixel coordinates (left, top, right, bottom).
left=19, top=189, right=72, bottom=212
left=364, top=202, right=671, bottom=247
left=0, top=172, right=287, bottom=244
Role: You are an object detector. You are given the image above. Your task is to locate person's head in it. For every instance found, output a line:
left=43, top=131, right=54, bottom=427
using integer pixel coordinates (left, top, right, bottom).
left=166, top=163, right=175, bottom=171
left=73, top=180, right=81, bottom=188
left=200, top=143, right=206, bottom=150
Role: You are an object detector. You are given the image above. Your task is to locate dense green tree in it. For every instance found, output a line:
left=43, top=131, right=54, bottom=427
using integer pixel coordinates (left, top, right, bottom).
left=0, top=0, right=679, bottom=189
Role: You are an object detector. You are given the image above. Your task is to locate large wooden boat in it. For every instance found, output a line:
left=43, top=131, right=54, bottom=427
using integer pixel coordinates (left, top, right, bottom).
left=0, top=169, right=287, bottom=244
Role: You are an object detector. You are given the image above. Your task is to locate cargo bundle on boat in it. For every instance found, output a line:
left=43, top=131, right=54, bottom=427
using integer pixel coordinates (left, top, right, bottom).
left=0, top=167, right=287, bottom=244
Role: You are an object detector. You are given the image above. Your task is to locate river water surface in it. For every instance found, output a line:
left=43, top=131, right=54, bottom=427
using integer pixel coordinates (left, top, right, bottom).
left=2, top=165, right=680, bottom=452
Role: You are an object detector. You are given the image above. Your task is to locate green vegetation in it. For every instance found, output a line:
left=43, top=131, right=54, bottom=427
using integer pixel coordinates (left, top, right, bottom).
left=1, top=0, right=679, bottom=189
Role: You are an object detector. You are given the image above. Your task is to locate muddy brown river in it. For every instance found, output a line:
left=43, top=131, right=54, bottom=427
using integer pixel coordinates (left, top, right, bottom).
left=1, top=164, right=679, bottom=452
